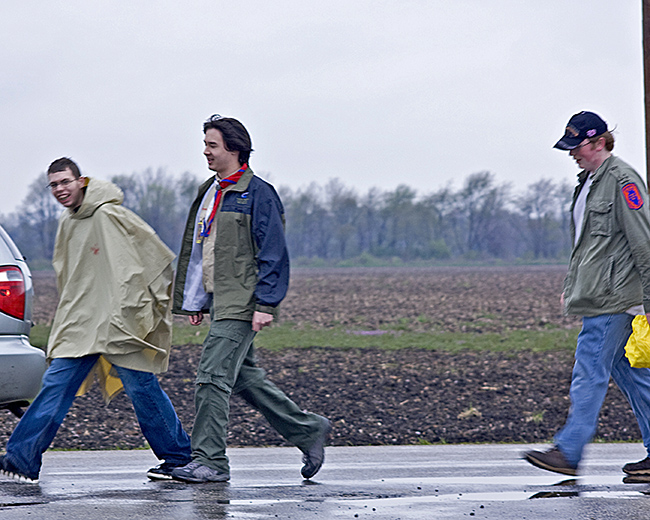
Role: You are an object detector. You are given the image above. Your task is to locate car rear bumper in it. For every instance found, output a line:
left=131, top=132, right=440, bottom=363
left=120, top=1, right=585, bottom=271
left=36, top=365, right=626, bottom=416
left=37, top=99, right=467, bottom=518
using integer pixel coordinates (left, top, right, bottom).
left=0, top=335, right=46, bottom=405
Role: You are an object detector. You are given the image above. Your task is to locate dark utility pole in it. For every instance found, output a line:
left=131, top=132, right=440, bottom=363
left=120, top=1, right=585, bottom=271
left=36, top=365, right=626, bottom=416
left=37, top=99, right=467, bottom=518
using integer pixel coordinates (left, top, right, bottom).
left=644, top=0, right=650, bottom=185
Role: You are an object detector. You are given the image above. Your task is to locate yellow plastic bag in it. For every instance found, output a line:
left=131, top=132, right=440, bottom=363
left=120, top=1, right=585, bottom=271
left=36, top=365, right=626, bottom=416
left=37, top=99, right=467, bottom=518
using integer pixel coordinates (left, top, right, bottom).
left=75, top=356, right=124, bottom=404
left=625, top=315, right=650, bottom=368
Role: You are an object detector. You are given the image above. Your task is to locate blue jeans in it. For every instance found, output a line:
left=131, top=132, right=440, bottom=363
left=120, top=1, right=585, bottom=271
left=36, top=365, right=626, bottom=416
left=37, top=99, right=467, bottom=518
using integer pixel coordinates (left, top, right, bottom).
left=5, top=354, right=191, bottom=479
left=555, top=313, right=650, bottom=466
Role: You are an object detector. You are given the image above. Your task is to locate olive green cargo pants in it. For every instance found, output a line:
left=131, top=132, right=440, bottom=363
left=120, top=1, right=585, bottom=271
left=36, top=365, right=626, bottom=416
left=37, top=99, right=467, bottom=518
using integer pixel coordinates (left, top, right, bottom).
left=192, top=319, right=324, bottom=474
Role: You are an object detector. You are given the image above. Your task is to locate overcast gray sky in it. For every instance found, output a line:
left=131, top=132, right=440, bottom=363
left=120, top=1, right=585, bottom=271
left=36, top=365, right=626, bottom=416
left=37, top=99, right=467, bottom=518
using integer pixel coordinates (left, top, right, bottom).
left=0, top=1, right=644, bottom=214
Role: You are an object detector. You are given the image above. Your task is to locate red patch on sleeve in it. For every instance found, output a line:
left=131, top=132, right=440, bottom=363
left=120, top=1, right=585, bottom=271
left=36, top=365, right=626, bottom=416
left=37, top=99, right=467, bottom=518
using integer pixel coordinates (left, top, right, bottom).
left=622, top=183, right=644, bottom=210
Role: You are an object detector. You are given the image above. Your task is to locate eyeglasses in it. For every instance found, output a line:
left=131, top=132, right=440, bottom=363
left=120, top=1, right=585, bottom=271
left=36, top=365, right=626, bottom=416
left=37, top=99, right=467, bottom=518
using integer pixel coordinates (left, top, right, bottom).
left=46, top=179, right=75, bottom=190
left=207, top=114, right=223, bottom=123
left=570, top=141, right=593, bottom=153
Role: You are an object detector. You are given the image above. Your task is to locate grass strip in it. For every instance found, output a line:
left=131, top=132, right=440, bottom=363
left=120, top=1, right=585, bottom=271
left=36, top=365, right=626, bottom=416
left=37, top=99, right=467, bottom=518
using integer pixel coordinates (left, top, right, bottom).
left=30, top=323, right=580, bottom=353
left=252, top=324, right=580, bottom=353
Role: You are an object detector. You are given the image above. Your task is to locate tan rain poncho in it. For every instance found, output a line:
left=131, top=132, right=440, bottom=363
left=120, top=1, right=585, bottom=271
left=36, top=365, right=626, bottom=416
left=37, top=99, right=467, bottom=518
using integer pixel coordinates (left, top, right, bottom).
left=48, top=178, right=175, bottom=402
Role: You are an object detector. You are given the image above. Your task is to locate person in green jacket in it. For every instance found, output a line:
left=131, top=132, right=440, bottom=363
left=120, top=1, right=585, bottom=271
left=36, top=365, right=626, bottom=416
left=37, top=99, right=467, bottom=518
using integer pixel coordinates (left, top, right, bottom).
left=524, top=111, right=650, bottom=476
left=171, top=115, right=330, bottom=483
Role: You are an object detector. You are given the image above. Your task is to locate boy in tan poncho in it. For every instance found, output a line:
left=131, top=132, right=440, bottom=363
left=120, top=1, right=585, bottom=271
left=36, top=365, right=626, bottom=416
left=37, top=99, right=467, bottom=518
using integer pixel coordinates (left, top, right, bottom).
left=0, top=157, right=191, bottom=483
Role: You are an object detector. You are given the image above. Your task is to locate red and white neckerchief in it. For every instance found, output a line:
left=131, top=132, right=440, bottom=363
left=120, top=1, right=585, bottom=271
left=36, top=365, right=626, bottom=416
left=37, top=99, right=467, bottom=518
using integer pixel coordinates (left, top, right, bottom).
left=196, top=164, right=247, bottom=243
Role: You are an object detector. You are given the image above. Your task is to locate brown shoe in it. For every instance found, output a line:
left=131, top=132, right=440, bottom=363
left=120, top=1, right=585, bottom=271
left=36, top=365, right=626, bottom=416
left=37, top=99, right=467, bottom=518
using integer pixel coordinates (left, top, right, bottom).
left=623, top=456, right=650, bottom=475
left=524, top=446, right=578, bottom=476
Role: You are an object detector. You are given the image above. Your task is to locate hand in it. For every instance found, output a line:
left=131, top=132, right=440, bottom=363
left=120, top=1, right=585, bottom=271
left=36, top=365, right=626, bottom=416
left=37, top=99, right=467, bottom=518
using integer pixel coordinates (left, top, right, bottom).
left=189, top=312, right=204, bottom=326
left=252, top=311, right=273, bottom=332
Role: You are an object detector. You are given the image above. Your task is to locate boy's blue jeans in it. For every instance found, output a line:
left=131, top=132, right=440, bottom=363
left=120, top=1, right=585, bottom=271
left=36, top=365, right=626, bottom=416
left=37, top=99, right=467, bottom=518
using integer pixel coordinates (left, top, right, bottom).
left=5, top=354, right=191, bottom=479
left=555, top=313, right=650, bottom=466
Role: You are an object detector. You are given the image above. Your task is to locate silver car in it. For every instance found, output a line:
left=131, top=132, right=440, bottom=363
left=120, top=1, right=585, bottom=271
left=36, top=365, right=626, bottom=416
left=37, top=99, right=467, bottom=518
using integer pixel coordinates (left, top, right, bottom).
left=0, top=225, right=46, bottom=417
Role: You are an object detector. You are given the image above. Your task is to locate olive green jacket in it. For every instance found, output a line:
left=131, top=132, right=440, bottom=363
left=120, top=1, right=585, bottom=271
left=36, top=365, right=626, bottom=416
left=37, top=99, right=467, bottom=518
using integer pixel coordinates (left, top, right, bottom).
left=564, top=156, right=650, bottom=316
left=173, top=167, right=290, bottom=321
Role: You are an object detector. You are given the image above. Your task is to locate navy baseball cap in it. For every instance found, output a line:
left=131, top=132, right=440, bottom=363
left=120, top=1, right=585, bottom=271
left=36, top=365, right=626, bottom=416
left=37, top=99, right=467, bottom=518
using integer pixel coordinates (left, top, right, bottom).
left=554, top=111, right=608, bottom=150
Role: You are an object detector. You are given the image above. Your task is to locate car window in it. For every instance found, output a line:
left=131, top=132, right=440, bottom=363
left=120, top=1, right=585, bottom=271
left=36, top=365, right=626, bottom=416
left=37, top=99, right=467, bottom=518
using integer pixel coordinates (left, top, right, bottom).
left=0, top=225, right=24, bottom=263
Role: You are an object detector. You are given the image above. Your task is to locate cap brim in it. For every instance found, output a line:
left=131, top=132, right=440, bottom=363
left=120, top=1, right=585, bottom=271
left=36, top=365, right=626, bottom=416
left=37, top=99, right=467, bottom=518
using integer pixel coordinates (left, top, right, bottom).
left=554, top=136, right=581, bottom=150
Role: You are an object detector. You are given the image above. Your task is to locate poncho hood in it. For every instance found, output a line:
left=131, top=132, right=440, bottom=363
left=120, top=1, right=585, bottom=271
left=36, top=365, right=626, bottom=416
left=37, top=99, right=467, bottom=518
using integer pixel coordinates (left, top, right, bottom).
left=71, top=178, right=124, bottom=220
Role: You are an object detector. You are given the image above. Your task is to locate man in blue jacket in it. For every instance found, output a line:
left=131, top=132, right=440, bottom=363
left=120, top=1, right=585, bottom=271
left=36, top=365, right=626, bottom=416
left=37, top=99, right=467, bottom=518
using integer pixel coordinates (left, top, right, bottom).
left=171, top=115, right=330, bottom=483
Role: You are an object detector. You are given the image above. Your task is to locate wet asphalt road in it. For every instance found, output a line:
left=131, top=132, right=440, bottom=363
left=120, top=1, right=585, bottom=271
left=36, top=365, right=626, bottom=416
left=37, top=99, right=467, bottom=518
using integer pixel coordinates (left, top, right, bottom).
left=3, top=443, right=650, bottom=519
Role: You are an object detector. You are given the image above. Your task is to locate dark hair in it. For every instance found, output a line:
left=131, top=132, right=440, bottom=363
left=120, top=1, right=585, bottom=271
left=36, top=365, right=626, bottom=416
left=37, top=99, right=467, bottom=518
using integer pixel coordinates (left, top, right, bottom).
left=203, top=114, right=253, bottom=165
left=47, top=157, right=81, bottom=178
left=589, top=131, right=615, bottom=152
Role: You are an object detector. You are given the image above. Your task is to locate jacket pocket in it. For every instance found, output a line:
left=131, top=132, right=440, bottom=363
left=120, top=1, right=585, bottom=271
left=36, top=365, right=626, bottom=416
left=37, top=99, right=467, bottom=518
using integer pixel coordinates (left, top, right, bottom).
left=567, top=255, right=612, bottom=311
left=589, top=200, right=613, bottom=237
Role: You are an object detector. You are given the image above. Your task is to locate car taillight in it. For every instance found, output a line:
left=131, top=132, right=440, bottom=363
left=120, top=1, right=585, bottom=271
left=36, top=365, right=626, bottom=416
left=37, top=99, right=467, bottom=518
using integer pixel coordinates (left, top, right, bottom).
left=0, top=266, right=25, bottom=320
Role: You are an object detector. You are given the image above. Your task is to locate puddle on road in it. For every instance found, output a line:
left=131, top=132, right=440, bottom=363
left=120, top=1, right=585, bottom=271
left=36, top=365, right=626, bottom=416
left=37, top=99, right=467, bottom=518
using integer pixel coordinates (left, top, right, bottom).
left=187, top=485, right=650, bottom=510
left=5, top=470, right=650, bottom=515
left=0, top=501, right=48, bottom=507
left=334, top=488, right=649, bottom=509
left=377, top=475, right=630, bottom=486
left=528, top=490, right=644, bottom=500
left=364, top=474, right=650, bottom=501
left=229, top=498, right=301, bottom=506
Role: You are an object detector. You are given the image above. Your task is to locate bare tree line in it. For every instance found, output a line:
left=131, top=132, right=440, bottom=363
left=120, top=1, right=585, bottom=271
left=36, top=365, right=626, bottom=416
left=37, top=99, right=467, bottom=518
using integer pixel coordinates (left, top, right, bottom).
left=279, top=172, right=573, bottom=264
left=1, top=169, right=574, bottom=267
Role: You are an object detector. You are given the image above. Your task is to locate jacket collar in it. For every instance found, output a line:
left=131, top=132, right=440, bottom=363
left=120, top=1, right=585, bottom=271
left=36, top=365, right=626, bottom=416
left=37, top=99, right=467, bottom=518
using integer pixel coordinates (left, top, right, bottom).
left=228, top=166, right=253, bottom=192
left=577, top=154, right=615, bottom=183
left=590, top=155, right=614, bottom=184
left=200, top=166, right=254, bottom=195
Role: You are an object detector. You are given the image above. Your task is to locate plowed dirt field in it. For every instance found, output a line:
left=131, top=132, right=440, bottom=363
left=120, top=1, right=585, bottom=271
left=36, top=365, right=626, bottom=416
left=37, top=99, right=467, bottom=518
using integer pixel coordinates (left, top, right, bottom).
left=2, top=266, right=642, bottom=449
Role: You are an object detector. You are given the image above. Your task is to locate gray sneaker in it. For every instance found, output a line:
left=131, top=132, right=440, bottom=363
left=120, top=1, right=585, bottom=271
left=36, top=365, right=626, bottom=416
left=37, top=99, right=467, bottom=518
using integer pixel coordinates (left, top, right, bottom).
left=171, top=462, right=230, bottom=483
left=301, top=416, right=332, bottom=479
